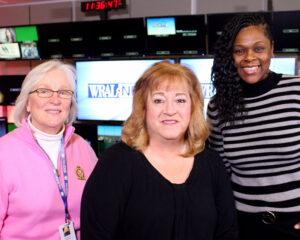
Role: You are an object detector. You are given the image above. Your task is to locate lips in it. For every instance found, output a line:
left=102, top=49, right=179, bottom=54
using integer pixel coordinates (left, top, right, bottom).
left=46, top=109, right=61, bottom=114
left=242, top=66, right=259, bottom=74
left=162, top=120, right=178, bottom=124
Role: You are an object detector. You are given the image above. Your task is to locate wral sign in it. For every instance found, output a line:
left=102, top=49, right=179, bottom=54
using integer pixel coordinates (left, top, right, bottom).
left=88, top=83, right=134, bottom=98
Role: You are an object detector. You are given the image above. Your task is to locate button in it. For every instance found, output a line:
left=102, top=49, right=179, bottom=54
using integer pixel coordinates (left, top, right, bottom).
left=261, top=211, right=276, bottom=224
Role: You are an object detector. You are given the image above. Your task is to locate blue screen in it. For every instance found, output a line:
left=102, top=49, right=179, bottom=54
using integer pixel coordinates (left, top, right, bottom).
left=76, top=59, right=175, bottom=122
left=179, top=58, right=214, bottom=117
left=98, top=125, right=123, bottom=137
left=146, top=17, right=176, bottom=36
left=0, top=117, right=7, bottom=137
left=269, top=56, right=297, bottom=75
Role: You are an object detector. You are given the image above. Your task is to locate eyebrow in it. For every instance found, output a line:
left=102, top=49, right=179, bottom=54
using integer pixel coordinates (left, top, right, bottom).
left=151, top=92, right=188, bottom=96
left=234, top=40, right=267, bottom=47
left=35, top=85, right=71, bottom=90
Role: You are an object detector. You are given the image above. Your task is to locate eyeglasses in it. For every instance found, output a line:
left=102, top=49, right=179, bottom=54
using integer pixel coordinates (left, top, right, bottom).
left=29, top=88, right=74, bottom=99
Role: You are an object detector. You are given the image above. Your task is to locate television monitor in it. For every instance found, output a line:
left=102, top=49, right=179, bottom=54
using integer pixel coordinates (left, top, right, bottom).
left=117, top=18, right=146, bottom=57
left=179, top=57, right=214, bottom=117
left=0, top=43, right=20, bottom=59
left=37, top=23, right=69, bottom=59
left=0, top=75, right=25, bottom=105
left=269, top=56, right=298, bottom=75
left=15, top=25, right=38, bottom=42
left=8, top=123, right=17, bottom=132
left=90, top=18, right=146, bottom=57
left=20, top=42, right=39, bottom=59
left=147, top=17, right=176, bottom=36
left=98, top=125, right=123, bottom=137
left=145, top=15, right=206, bottom=55
left=0, top=117, right=7, bottom=137
left=0, top=106, right=4, bottom=117
left=0, top=27, right=17, bottom=43
left=97, top=125, right=123, bottom=155
left=63, top=22, right=91, bottom=59
left=15, top=25, right=40, bottom=59
left=273, top=11, right=300, bottom=53
left=207, top=12, right=273, bottom=54
left=76, top=58, right=175, bottom=123
left=6, top=105, right=15, bottom=124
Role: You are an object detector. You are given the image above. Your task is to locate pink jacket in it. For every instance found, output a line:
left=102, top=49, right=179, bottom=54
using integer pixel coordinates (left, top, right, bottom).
left=0, top=119, right=98, bottom=239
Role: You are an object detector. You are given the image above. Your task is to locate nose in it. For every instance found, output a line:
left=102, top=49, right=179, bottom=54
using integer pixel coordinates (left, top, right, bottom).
left=49, top=92, right=61, bottom=104
left=164, top=100, right=176, bottom=116
left=244, top=49, right=256, bottom=62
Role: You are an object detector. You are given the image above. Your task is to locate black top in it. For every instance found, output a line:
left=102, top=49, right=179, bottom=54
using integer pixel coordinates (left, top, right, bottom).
left=241, top=71, right=282, bottom=98
left=81, top=141, right=238, bottom=240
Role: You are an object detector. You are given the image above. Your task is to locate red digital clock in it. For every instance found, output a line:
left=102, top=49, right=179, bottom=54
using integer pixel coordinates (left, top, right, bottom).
left=81, top=0, right=125, bottom=12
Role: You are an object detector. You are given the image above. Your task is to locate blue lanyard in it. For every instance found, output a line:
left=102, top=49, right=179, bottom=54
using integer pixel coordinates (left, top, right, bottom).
left=50, top=137, right=69, bottom=222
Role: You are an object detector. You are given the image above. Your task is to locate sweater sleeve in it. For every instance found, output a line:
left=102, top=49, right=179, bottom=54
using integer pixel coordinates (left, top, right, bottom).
left=0, top=135, right=18, bottom=234
left=207, top=102, right=232, bottom=174
left=80, top=142, right=133, bottom=240
left=0, top=159, right=9, bottom=233
left=211, top=151, right=238, bottom=240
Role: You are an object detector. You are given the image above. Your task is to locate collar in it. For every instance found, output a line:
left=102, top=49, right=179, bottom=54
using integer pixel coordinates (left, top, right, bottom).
left=28, top=115, right=64, bottom=142
left=21, top=118, right=75, bottom=146
left=241, top=71, right=282, bottom=98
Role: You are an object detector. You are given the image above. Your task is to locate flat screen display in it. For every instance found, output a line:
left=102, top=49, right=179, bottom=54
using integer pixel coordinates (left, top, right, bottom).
left=6, top=105, right=15, bottom=124
left=269, top=56, right=298, bottom=75
left=76, top=59, right=175, bottom=122
left=146, top=15, right=206, bottom=55
left=15, top=26, right=39, bottom=42
left=37, top=23, right=68, bottom=59
left=65, top=22, right=91, bottom=59
left=179, top=58, right=214, bottom=117
left=273, top=11, right=300, bottom=53
left=98, top=125, right=123, bottom=137
left=206, top=13, right=236, bottom=54
left=0, top=43, right=20, bottom=59
left=147, top=17, right=176, bottom=36
left=20, top=42, right=39, bottom=59
left=90, top=18, right=146, bottom=57
left=0, top=117, right=7, bottom=137
left=0, top=27, right=17, bottom=43
left=0, top=75, right=25, bottom=105
left=0, top=106, right=5, bottom=117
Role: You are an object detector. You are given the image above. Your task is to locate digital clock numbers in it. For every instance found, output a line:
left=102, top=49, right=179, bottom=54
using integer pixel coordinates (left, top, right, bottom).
left=81, top=0, right=125, bottom=12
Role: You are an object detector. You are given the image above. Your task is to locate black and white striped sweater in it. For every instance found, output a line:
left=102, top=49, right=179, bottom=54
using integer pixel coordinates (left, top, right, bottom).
left=207, top=72, right=300, bottom=213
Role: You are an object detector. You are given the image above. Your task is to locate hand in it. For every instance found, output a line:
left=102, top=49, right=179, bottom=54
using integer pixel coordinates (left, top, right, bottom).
left=294, top=222, right=300, bottom=230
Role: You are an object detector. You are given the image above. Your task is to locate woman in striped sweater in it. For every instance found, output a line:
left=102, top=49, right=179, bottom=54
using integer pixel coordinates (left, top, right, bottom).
left=207, top=13, right=300, bottom=240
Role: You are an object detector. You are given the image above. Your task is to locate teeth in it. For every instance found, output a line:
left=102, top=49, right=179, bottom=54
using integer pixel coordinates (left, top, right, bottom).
left=163, top=120, right=176, bottom=123
left=47, top=110, right=60, bottom=113
left=243, top=66, right=258, bottom=74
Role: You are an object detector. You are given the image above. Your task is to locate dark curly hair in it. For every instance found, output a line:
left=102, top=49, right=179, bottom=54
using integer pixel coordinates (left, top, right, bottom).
left=211, top=13, right=273, bottom=123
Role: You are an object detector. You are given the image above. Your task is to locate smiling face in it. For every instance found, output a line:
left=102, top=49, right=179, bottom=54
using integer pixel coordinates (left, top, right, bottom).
left=26, top=69, right=72, bottom=134
left=233, top=25, right=274, bottom=84
left=145, top=78, right=192, bottom=144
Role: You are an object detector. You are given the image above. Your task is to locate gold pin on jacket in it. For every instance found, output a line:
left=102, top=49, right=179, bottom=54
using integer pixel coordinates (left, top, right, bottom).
left=75, top=166, right=86, bottom=180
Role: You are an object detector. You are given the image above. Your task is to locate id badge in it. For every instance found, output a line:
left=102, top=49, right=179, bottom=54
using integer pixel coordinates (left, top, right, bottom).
left=59, top=221, right=77, bottom=240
